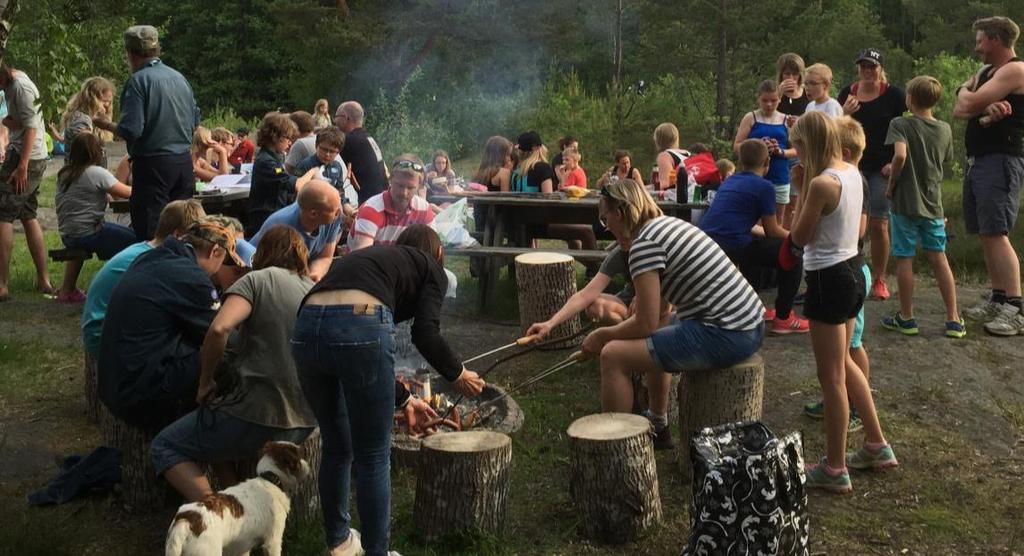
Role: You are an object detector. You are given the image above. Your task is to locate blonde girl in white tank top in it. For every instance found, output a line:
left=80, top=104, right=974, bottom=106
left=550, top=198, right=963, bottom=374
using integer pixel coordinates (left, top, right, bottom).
left=790, top=112, right=897, bottom=494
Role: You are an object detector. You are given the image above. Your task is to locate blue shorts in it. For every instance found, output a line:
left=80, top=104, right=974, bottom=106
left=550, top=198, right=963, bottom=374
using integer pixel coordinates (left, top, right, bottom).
left=889, top=213, right=946, bottom=257
left=150, top=408, right=313, bottom=476
left=866, top=171, right=890, bottom=219
left=646, top=317, right=764, bottom=372
left=850, top=263, right=871, bottom=349
left=773, top=183, right=791, bottom=204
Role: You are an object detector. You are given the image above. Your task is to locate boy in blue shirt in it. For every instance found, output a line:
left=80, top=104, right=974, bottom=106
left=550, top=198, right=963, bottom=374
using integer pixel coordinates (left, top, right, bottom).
left=881, top=76, right=964, bottom=338
left=700, top=139, right=808, bottom=334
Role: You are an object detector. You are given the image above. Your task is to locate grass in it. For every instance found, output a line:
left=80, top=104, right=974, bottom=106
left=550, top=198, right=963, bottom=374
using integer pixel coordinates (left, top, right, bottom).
left=2, top=171, right=1024, bottom=554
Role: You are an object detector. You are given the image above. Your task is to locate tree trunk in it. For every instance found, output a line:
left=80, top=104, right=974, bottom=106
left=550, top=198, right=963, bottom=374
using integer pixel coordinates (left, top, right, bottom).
left=83, top=350, right=99, bottom=424
left=714, top=0, right=728, bottom=139
left=568, top=413, right=662, bottom=544
left=678, top=354, right=764, bottom=478
left=234, top=429, right=323, bottom=527
left=515, top=252, right=581, bottom=349
left=413, top=431, right=513, bottom=542
left=98, top=404, right=174, bottom=511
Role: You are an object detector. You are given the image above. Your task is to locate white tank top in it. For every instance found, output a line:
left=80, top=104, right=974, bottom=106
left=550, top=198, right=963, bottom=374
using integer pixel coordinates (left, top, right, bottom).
left=802, top=163, right=863, bottom=271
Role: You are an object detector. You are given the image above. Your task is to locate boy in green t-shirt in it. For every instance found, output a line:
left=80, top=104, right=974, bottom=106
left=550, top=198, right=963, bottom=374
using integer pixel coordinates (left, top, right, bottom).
left=882, top=75, right=964, bottom=338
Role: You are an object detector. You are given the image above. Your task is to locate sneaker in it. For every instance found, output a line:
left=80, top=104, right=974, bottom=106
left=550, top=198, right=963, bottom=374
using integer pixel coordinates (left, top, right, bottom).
left=330, top=530, right=363, bottom=556
left=964, top=299, right=1002, bottom=322
left=881, top=312, right=918, bottom=335
left=945, top=318, right=967, bottom=339
left=804, top=458, right=852, bottom=494
left=56, top=289, right=87, bottom=304
left=771, top=314, right=810, bottom=335
left=846, top=445, right=899, bottom=470
left=651, top=424, right=675, bottom=450
left=764, top=308, right=776, bottom=321
left=869, top=278, right=890, bottom=300
left=983, top=304, right=1024, bottom=337
left=803, top=400, right=825, bottom=420
left=847, top=409, right=863, bottom=433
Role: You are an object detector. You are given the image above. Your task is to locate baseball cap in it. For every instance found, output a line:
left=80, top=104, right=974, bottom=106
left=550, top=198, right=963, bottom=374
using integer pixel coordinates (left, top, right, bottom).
left=186, top=222, right=245, bottom=267
left=124, top=25, right=160, bottom=51
left=855, top=48, right=884, bottom=66
left=229, top=239, right=256, bottom=268
left=517, top=131, right=543, bottom=151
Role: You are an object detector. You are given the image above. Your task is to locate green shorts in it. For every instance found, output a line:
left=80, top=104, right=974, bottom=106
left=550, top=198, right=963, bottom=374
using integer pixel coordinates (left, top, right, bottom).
left=0, top=149, right=46, bottom=223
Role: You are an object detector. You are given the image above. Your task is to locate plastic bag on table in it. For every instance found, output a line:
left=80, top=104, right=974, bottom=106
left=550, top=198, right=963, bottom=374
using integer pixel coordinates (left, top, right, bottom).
left=684, top=421, right=809, bottom=556
left=432, top=198, right=479, bottom=248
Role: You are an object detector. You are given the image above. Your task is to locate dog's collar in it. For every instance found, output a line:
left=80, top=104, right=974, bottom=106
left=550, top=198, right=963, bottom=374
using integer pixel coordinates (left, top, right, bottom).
left=259, top=470, right=285, bottom=490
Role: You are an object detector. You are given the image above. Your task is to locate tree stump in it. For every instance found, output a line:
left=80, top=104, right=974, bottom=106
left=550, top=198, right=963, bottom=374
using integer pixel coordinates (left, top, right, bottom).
left=234, top=428, right=323, bottom=526
left=413, top=431, right=512, bottom=542
left=83, top=350, right=100, bottom=424
left=98, top=403, right=174, bottom=511
left=567, top=413, right=662, bottom=544
left=515, top=252, right=581, bottom=349
left=678, top=354, right=764, bottom=478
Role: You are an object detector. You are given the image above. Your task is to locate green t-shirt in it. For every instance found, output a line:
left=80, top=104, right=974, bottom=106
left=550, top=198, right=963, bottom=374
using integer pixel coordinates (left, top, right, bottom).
left=884, top=115, right=953, bottom=219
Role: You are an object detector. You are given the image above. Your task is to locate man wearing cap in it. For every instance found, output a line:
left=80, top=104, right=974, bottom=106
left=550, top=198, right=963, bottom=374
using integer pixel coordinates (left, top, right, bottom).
left=347, top=155, right=434, bottom=251
left=116, top=25, right=201, bottom=241
left=98, top=220, right=242, bottom=429
left=954, top=16, right=1024, bottom=336
left=250, top=179, right=342, bottom=282
left=837, top=48, right=906, bottom=301
left=335, top=100, right=388, bottom=204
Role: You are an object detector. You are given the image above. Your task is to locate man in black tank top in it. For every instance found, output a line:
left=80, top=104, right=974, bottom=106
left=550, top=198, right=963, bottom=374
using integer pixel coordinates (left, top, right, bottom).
left=953, top=16, right=1024, bottom=336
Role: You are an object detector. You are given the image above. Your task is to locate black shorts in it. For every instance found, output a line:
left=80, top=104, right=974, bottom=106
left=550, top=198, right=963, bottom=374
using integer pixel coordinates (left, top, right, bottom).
left=804, top=256, right=866, bottom=325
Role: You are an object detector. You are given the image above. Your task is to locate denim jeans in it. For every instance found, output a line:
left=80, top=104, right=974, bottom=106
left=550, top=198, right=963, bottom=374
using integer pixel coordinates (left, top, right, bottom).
left=646, top=318, right=764, bottom=372
left=292, top=304, right=396, bottom=556
left=63, top=222, right=137, bottom=260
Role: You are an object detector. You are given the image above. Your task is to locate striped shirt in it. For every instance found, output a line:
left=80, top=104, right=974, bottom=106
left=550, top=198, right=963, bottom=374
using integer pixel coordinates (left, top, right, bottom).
left=347, top=190, right=435, bottom=249
left=629, top=216, right=764, bottom=331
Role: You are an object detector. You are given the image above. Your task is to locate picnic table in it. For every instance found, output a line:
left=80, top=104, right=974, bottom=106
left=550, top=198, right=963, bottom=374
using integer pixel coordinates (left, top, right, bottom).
left=445, top=192, right=707, bottom=307
left=110, top=188, right=251, bottom=223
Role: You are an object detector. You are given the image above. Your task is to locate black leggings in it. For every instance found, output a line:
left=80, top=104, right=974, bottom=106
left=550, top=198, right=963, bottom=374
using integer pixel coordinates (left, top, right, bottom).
left=726, top=237, right=801, bottom=319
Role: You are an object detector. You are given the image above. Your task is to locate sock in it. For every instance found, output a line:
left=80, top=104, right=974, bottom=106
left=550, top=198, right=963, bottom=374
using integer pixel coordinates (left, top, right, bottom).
left=824, top=463, right=847, bottom=476
left=991, top=289, right=1007, bottom=304
left=776, top=308, right=791, bottom=320
left=864, top=441, right=888, bottom=453
left=644, top=410, right=668, bottom=430
left=1007, top=296, right=1022, bottom=309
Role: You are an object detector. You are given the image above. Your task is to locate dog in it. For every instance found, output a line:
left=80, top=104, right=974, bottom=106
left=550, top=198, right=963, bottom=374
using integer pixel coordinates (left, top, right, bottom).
left=164, top=441, right=310, bottom=556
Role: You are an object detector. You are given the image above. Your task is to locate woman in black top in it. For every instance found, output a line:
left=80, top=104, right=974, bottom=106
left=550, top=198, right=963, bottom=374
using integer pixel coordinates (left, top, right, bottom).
left=777, top=52, right=811, bottom=120
left=836, top=48, right=906, bottom=301
left=292, top=225, right=484, bottom=556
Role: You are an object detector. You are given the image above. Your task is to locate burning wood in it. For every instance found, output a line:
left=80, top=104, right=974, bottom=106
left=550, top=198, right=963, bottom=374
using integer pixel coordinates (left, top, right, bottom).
left=395, top=368, right=499, bottom=437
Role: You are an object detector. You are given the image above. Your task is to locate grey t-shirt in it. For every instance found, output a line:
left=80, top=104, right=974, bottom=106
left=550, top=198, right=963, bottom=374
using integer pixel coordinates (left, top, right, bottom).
left=218, top=267, right=317, bottom=429
left=285, top=135, right=316, bottom=172
left=62, top=110, right=94, bottom=147
left=4, top=72, right=47, bottom=160
left=55, top=166, right=117, bottom=238
left=599, top=245, right=635, bottom=303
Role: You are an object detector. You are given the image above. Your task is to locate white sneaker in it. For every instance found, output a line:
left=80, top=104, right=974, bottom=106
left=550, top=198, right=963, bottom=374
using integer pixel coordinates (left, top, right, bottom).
left=964, top=299, right=1002, bottom=322
left=330, top=530, right=364, bottom=556
left=984, top=304, right=1024, bottom=336
left=388, top=551, right=403, bottom=556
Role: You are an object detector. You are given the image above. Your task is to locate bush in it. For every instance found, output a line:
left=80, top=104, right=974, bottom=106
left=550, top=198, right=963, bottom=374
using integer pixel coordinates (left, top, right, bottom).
left=913, top=53, right=978, bottom=175
left=202, top=105, right=260, bottom=134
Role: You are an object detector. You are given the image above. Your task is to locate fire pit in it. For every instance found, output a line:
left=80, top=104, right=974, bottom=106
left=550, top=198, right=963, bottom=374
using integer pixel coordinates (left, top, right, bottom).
left=392, top=370, right=524, bottom=468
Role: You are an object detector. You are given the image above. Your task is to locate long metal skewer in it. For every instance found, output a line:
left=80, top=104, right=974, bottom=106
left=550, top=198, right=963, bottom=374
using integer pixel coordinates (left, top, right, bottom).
left=471, top=351, right=585, bottom=411
left=462, top=335, right=539, bottom=366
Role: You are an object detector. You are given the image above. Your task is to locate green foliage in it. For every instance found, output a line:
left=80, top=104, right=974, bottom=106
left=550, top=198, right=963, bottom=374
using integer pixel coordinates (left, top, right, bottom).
left=913, top=53, right=978, bottom=173
left=201, top=105, right=260, bottom=134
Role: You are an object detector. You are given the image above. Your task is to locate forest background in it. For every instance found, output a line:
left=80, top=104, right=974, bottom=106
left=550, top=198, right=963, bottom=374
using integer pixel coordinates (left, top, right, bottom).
left=10, top=0, right=1024, bottom=172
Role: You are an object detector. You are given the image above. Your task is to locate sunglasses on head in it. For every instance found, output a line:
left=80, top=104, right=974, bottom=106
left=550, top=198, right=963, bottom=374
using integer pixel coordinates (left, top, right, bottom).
left=393, top=160, right=425, bottom=173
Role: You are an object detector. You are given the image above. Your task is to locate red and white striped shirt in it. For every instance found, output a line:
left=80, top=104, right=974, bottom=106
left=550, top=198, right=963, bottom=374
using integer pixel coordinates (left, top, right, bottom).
left=348, top=190, right=435, bottom=249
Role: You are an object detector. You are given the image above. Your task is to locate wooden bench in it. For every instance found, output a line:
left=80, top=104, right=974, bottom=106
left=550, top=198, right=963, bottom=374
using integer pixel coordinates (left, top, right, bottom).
left=447, top=245, right=608, bottom=264
left=49, top=248, right=93, bottom=262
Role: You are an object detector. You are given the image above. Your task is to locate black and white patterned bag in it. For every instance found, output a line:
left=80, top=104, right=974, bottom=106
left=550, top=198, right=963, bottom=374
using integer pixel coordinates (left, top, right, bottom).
left=684, top=421, right=809, bottom=556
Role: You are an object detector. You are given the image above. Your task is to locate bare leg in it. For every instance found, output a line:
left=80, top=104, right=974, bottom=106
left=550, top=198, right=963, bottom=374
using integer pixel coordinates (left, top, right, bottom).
left=585, top=295, right=629, bottom=325
left=927, top=251, right=960, bottom=321
left=895, top=257, right=914, bottom=317
left=599, top=338, right=661, bottom=413
left=869, top=217, right=890, bottom=281
left=163, top=461, right=214, bottom=502
left=59, top=259, right=84, bottom=296
left=0, top=221, right=12, bottom=298
left=980, top=234, right=1020, bottom=297
left=808, top=319, right=850, bottom=469
left=843, top=319, right=886, bottom=446
left=849, top=345, right=870, bottom=382
left=21, top=218, right=52, bottom=292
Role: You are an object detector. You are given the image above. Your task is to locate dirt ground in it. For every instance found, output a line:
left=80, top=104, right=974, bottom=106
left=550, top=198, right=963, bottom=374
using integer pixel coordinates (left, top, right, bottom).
left=1, top=265, right=1023, bottom=554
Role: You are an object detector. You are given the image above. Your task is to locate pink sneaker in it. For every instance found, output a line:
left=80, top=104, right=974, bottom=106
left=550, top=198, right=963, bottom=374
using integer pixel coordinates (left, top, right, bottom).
left=869, top=278, right=890, bottom=300
left=770, top=314, right=810, bottom=334
left=764, top=308, right=776, bottom=321
left=57, top=289, right=87, bottom=304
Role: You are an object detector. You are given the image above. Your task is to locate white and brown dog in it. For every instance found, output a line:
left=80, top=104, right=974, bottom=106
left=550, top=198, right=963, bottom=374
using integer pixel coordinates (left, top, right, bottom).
left=164, top=441, right=310, bottom=556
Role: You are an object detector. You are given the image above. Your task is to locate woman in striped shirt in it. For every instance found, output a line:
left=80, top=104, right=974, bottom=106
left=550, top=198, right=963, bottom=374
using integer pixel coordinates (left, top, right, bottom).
left=581, top=179, right=765, bottom=448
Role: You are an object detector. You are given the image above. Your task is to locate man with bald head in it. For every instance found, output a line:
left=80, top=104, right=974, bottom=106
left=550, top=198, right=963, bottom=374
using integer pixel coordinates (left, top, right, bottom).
left=250, top=179, right=342, bottom=281
left=335, top=100, right=388, bottom=203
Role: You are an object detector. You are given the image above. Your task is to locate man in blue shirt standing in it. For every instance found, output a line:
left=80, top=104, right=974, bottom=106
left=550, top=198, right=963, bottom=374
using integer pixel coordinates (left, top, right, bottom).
left=115, top=25, right=201, bottom=240
left=700, top=139, right=808, bottom=334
